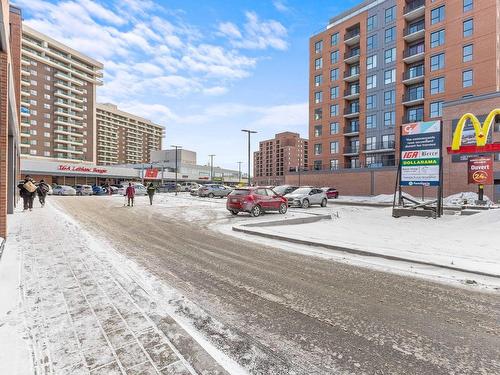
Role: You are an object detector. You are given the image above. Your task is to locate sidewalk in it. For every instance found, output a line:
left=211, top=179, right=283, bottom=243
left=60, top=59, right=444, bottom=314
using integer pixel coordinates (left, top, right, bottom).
left=0, top=204, right=231, bottom=375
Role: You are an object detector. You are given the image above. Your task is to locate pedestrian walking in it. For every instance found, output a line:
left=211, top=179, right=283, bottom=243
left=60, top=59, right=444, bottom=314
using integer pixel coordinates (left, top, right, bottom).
left=18, top=175, right=37, bottom=212
left=37, top=179, right=50, bottom=207
left=125, top=183, right=135, bottom=207
left=147, top=182, right=155, bottom=205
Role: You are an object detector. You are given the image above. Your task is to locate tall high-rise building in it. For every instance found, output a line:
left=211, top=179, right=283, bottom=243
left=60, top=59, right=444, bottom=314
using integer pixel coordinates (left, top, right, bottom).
left=254, top=132, right=308, bottom=186
left=20, top=25, right=103, bottom=163
left=96, top=103, right=164, bottom=165
left=308, top=0, right=499, bottom=172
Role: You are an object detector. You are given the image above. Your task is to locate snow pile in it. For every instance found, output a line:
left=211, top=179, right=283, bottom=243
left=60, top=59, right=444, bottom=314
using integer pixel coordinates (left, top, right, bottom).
left=372, top=192, right=417, bottom=203
left=458, top=207, right=500, bottom=227
left=444, top=192, right=493, bottom=206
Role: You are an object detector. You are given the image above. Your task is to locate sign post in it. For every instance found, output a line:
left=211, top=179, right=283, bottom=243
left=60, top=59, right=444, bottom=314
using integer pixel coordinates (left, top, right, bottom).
left=467, top=155, right=493, bottom=203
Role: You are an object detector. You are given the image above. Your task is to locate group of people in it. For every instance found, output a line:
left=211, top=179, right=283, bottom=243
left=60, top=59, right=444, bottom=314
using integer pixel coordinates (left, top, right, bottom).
left=124, top=182, right=157, bottom=207
left=17, top=175, right=50, bottom=212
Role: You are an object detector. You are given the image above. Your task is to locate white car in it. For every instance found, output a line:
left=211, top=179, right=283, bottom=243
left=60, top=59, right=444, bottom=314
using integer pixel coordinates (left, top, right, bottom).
left=133, top=183, right=148, bottom=196
left=52, top=185, right=76, bottom=196
left=285, top=187, right=328, bottom=208
left=180, top=182, right=200, bottom=192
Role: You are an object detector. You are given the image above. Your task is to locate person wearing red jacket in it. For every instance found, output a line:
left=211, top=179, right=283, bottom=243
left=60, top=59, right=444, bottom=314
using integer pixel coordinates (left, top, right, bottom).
left=125, top=183, right=135, bottom=207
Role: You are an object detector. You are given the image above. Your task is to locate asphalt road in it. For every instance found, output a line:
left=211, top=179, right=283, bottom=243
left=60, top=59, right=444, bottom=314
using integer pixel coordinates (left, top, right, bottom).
left=57, top=196, right=500, bottom=375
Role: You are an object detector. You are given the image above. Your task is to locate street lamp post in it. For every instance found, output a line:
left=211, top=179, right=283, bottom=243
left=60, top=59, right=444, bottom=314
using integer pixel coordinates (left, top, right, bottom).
left=171, top=145, right=182, bottom=195
left=208, top=154, right=215, bottom=182
left=241, top=129, right=257, bottom=186
left=237, top=161, right=243, bottom=183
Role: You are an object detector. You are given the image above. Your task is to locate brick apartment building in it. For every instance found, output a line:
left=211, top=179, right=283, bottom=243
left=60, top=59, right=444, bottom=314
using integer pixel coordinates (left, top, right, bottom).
left=96, top=103, right=164, bottom=165
left=287, top=0, right=500, bottom=199
left=20, top=25, right=103, bottom=163
left=0, top=2, right=21, bottom=239
left=254, top=132, right=308, bottom=186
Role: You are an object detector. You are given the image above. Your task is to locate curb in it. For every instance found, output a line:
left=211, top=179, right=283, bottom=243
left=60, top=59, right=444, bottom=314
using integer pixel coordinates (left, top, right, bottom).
left=232, top=226, right=500, bottom=279
left=241, top=214, right=332, bottom=228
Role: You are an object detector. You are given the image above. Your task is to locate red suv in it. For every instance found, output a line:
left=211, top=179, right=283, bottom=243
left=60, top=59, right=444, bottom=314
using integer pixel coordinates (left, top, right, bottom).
left=227, top=187, right=288, bottom=216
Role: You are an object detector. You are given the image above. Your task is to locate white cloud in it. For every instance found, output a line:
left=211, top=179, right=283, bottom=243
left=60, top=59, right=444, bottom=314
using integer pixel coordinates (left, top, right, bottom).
left=273, top=0, right=290, bottom=13
left=218, top=22, right=242, bottom=39
left=203, top=86, right=229, bottom=96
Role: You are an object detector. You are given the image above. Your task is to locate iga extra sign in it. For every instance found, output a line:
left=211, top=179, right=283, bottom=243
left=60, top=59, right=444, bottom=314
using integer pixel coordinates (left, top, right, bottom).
left=58, top=165, right=108, bottom=174
left=468, top=156, right=493, bottom=185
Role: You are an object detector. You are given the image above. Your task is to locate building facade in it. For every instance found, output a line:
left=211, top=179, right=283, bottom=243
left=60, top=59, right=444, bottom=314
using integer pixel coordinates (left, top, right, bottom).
left=96, top=103, right=164, bottom=165
left=20, top=25, right=103, bottom=163
left=150, top=149, right=196, bottom=166
left=0, top=2, right=21, bottom=239
left=254, top=132, right=308, bottom=186
left=308, top=0, right=499, bottom=171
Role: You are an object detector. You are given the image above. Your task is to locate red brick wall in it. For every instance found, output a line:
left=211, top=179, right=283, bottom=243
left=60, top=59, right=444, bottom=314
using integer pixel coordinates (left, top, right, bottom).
left=0, top=51, right=8, bottom=238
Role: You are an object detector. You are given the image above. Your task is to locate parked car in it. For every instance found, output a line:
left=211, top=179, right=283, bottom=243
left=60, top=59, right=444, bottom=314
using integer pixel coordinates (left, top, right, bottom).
left=107, top=186, right=119, bottom=195
left=273, top=185, right=299, bottom=196
left=92, top=185, right=107, bottom=195
left=285, top=187, right=328, bottom=208
left=157, top=182, right=180, bottom=193
left=198, top=184, right=232, bottom=198
left=53, top=185, right=76, bottom=196
left=180, top=182, right=200, bottom=192
left=190, top=186, right=202, bottom=196
left=227, top=187, right=288, bottom=217
left=133, top=183, right=148, bottom=196
left=74, top=184, right=93, bottom=196
left=322, top=187, right=339, bottom=199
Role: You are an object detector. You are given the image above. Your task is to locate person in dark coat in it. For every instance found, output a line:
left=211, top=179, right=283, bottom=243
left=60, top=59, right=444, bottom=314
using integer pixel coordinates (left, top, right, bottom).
left=37, top=179, right=50, bottom=207
left=17, top=175, right=37, bottom=211
left=125, top=183, right=135, bottom=207
left=147, top=183, right=155, bottom=205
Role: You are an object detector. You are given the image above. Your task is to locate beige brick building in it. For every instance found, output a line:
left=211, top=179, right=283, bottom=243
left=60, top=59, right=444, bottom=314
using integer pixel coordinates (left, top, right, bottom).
left=96, top=103, right=164, bottom=165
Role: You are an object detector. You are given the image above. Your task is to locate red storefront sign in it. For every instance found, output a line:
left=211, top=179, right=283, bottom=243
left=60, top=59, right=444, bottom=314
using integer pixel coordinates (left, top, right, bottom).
left=468, top=156, right=493, bottom=185
left=144, top=168, right=159, bottom=179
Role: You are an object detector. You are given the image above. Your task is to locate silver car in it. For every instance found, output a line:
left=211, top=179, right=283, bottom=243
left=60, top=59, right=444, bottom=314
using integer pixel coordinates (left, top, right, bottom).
left=198, top=184, right=232, bottom=198
left=285, top=187, right=328, bottom=208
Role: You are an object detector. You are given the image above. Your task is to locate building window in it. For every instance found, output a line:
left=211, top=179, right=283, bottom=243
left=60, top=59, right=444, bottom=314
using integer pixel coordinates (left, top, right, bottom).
left=384, top=27, right=396, bottom=43
left=314, top=74, right=323, bottom=86
left=331, top=32, right=339, bottom=46
left=44, top=84, right=50, bottom=90
left=314, top=91, right=323, bottom=104
left=366, top=136, right=376, bottom=151
left=44, top=151, right=50, bottom=157
left=30, top=140, right=37, bottom=146
left=44, top=132, right=50, bottom=137
left=314, top=40, right=323, bottom=54
left=44, top=141, right=50, bottom=147
left=329, top=159, right=339, bottom=170
left=330, top=141, right=339, bottom=154
left=463, top=0, right=473, bottom=12
left=384, top=69, right=396, bottom=85
left=408, top=107, right=424, bottom=122
left=44, top=113, right=50, bottom=119
left=366, top=94, right=377, bottom=110
left=367, top=54, right=377, bottom=70
left=431, top=5, right=445, bottom=24
left=314, top=125, right=323, bottom=137
left=430, top=77, right=445, bottom=94
left=385, top=5, right=396, bottom=24
left=367, top=35, right=377, bottom=50
left=462, top=69, right=473, bottom=87
left=330, top=69, right=338, bottom=81
left=30, top=120, right=37, bottom=125
left=366, top=114, right=377, bottom=129
left=314, top=108, right=323, bottom=120
left=43, top=103, right=50, bottom=109
left=463, top=44, right=473, bottom=62
left=44, top=94, right=50, bottom=99
left=313, top=160, right=322, bottom=170
left=314, top=144, right=322, bottom=155
left=330, top=50, right=339, bottom=64
left=430, top=53, right=445, bottom=71
left=384, top=47, right=396, bottom=64
left=367, top=15, right=377, bottom=31
left=30, top=129, right=37, bottom=135
left=315, top=57, right=323, bottom=70
left=384, top=111, right=395, bottom=127
left=463, top=19, right=473, bottom=37
left=44, top=122, right=50, bottom=128
left=330, top=104, right=339, bottom=116
left=330, top=86, right=339, bottom=99
left=330, top=122, right=339, bottom=134
left=30, top=150, right=37, bottom=155
left=430, top=30, right=445, bottom=48
left=430, top=101, right=443, bottom=118
left=384, top=89, right=395, bottom=105
left=367, top=74, right=377, bottom=89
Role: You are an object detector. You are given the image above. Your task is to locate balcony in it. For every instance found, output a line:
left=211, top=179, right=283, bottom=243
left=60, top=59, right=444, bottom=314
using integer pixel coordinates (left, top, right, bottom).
left=366, top=158, right=396, bottom=168
left=402, top=113, right=424, bottom=124
left=343, top=106, right=360, bottom=118
left=364, top=141, right=396, bottom=153
left=55, top=127, right=84, bottom=137
left=54, top=118, right=84, bottom=128
left=344, top=124, right=360, bottom=136
left=54, top=72, right=84, bottom=86
left=403, top=22, right=425, bottom=43
left=403, top=45, right=425, bottom=64
left=402, top=65, right=425, bottom=85
left=344, top=48, right=360, bottom=64
left=344, top=28, right=360, bottom=46
left=403, top=0, right=425, bottom=21
left=402, top=91, right=425, bottom=106
left=21, top=78, right=30, bottom=87
left=54, top=136, right=84, bottom=146
left=343, top=146, right=360, bottom=156
left=343, top=69, right=360, bottom=82
left=343, top=86, right=360, bottom=100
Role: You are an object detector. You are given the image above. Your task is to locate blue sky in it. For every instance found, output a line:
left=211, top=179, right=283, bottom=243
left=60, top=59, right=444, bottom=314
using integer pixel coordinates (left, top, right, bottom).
left=14, top=0, right=361, bottom=169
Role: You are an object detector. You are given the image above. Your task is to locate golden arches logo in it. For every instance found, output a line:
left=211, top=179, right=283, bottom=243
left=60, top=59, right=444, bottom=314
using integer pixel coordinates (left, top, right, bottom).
left=451, top=109, right=500, bottom=150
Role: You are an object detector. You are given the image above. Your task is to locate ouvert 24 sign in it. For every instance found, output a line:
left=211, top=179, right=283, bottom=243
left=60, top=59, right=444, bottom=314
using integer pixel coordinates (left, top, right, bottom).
left=400, top=121, right=442, bottom=187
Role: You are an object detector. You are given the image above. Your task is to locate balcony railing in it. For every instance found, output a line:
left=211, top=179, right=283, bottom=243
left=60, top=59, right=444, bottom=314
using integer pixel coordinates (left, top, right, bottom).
left=403, top=65, right=425, bottom=81
left=367, top=159, right=397, bottom=168
left=403, top=0, right=425, bottom=15
left=402, top=113, right=424, bottom=123
left=344, top=124, right=360, bottom=134
left=403, top=44, right=425, bottom=59
left=364, top=141, right=396, bottom=152
left=344, top=69, right=360, bottom=79
left=344, top=146, right=360, bottom=154
left=344, top=29, right=360, bottom=41
left=344, top=106, right=360, bottom=116
left=402, top=91, right=424, bottom=103
left=404, top=21, right=425, bottom=37
left=344, top=86, right=360, bottom=97
left=344, top=49, right=360, bottom=60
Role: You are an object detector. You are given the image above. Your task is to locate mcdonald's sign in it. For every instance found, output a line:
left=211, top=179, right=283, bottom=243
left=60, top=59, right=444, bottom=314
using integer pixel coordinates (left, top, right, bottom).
left=447, top=109, right=500, bottom=154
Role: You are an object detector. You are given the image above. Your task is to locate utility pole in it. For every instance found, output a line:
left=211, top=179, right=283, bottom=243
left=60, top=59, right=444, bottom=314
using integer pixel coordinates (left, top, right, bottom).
left=209, top=154, right=215, bottom=182
left=237, top=161, right=243, bottom=184
left=241, top=129, right=257, bottom=186
left=171, top=145, right=182, bottom=195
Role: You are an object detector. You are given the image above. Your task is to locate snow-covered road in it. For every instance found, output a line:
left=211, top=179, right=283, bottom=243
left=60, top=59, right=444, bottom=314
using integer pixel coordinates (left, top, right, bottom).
left=48, top=194, right=500, bottom=374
